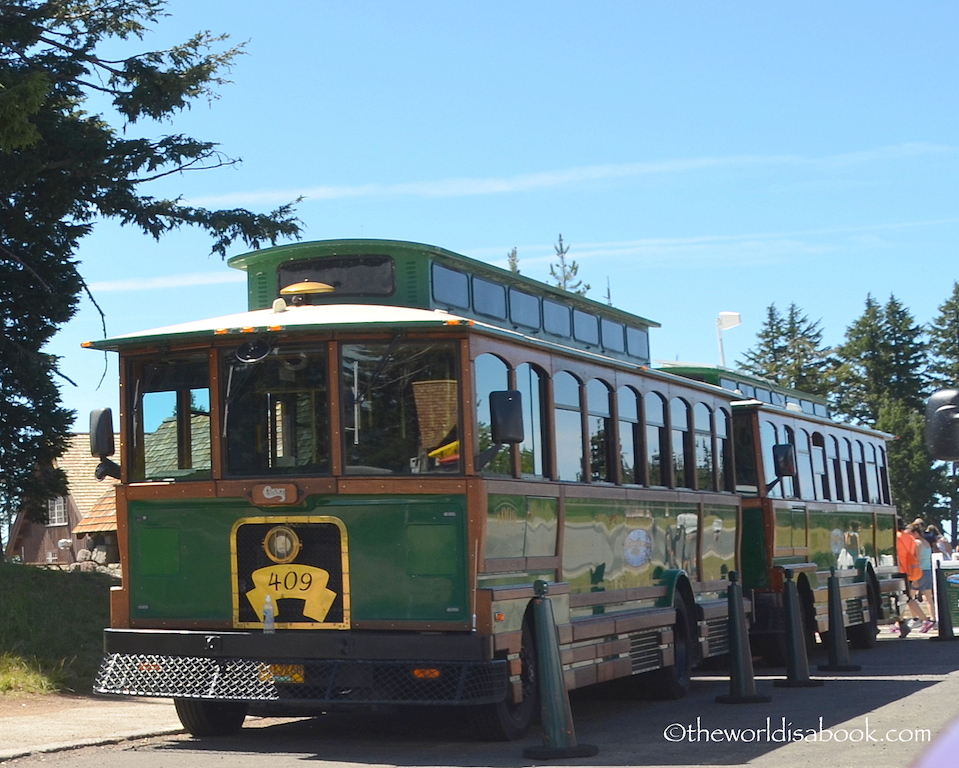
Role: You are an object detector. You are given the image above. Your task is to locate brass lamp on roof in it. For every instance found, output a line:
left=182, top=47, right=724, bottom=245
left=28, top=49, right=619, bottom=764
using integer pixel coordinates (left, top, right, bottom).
left=280, top=281, right=336, bottom=296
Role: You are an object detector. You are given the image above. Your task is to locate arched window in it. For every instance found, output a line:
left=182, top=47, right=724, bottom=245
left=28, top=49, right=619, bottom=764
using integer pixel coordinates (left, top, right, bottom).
left=717, top=407, right=733, bottom=491
left=475, top=353, right=511, bottom=475
left=829, top=436, right=844, bottom=501
left=671, top=398, right=691, bottom=489
left=782, top=426, right=797, bottom=498
left=587, top=379, right=614, bottom=482
left=645, top=392, right=668, bottom=486
left=796, top=429, right=815, bottom=500
left=811, top=433, right=831, bottom=500
left=878, top=445, right=891, bottom=504
left=855, top=441, right=870, bottom=503
left=844, top=438, right=858, bottom=502
left=865, top=443, right=879, bottom=504
left=553, top=372, right=584, bottom=482
left=762, top=421, right=781, bottom=498
left=516, top=363, right=547, bottom=478
left=694, top=403, right=715, bottom=491
left=617, top=387, right=640, bottom=485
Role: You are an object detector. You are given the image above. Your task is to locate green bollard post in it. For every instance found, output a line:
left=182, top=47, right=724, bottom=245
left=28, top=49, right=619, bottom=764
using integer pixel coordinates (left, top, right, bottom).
left=716, top=571, right=771, bottom=704
left=818, top=567, right=861, bottom=672
left=931, top=561, right=957, bottom=642
left=774, top=569, right=823, bottom=688
left=522, top=580, right=599, bottom=760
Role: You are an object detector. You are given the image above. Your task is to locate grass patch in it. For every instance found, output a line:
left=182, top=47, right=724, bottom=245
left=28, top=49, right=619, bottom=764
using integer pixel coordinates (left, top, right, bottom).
left=0, top=560, right=114, bottom=694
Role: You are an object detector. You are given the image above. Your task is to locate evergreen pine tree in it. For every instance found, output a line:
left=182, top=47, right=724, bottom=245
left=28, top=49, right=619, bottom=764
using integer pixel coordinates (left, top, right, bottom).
left=0, top=1, right=301, bottom=553
left=875, top=396, right=946, bottom=525
left=927, top=281, right=959, bottom=543
left=738, top=304, right=785, bottom=379
left=738, top=302, right=831, bottom=395
left=928, top=281, right=959, bottom=387
left=548, top=234, right=589, bottom=295
left=833, top=295, right=889, bottom=425
left=882, top=295, right=928, bottom=412
left=836, top=294, right=939, bottom=524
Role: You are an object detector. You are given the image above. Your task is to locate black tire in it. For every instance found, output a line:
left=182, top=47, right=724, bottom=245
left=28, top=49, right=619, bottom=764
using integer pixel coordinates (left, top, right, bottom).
left=469, top=619, right=538, bottom=741
left=646, top=598, right=693, bottom=699
left=849, top=582, right=880, bottom=649
left=174, top=699, right=248, bottom=737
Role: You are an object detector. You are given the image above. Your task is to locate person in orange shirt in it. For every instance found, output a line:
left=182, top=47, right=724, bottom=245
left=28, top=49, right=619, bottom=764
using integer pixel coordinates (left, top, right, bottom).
left=895, top=517, right=926, bottom=636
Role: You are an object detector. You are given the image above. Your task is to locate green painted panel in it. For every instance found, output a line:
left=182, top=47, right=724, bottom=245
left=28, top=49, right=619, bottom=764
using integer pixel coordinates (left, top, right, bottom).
left=127, top=494, right=468, bottom=624
left=407, top=524, right=457, bottom=575
left=129, top=500, right=238, bottom=620
left=561, top=498, right=707, bottom=596
left=526, top=497, right=558, bottom=557
left=876, top=511, right=896, bottom=560
left=740, top=507, right=769, bottom=588
left=486, top=494, right=558, bottom=559
left=775, top=509, right=794, bottom=549
left=807, top=510, right=874, bottom=570
left=486, top=495, right=526, bottom=558
left=702, top=504, right=737, bottom=581
left=137, top=529, right=180, bottom=575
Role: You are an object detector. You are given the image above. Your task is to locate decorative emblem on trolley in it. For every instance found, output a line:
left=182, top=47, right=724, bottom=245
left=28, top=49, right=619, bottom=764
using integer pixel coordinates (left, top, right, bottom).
left=624, top=528, right=652, bottom=568
left=231, top=515, right=350, bottom=630
left=252, top=483, right=298, bottom=505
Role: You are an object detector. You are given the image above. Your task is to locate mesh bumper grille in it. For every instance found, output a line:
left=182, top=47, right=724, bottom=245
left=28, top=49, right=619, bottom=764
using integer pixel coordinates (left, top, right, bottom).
left=95, top=653, right=507, bottom=706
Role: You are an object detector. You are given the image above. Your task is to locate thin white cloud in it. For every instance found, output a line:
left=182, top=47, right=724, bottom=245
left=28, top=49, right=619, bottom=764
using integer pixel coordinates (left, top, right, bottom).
left=89, top=272, right=245, bottom=292
left=187, top=142, right=958, bottom=208
left=87, top=215, right=959, bottom=295
left=474, top=216, right=959, bottom=270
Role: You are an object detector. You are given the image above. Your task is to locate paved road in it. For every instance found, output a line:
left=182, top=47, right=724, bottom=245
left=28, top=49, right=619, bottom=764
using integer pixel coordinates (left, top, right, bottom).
left=2, top=631, right=958, bottom=767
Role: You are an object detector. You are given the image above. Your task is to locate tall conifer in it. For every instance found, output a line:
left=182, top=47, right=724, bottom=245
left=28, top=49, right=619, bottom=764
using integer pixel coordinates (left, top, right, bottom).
left=0, top=1, right=301, bottom=553
left=738, top=302, right=831, bottom=395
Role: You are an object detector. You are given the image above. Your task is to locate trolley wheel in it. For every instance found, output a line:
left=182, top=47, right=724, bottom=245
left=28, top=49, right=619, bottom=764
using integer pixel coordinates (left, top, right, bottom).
left=174, top=698, right=248, bottom=737
left=645, top=598, right=693, bottom=699
left=469, top=618, right=538, bottom=741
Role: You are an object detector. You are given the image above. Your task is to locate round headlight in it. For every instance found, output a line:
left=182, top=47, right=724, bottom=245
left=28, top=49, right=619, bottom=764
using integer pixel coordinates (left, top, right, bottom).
left=263, top=525, right=300, bottom=564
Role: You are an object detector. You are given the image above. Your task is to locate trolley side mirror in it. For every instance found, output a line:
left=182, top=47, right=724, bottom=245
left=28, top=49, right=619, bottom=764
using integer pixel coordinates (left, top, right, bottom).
left=489, top=390, right=524, bottom=445
left=476, top=391, right=524, bottom=472
left=90, top=408, right=121, bottom=481
left=772, top=443, right=797, bottom=477
left=926, top=389, right=959, bottom=461
left=765, top=443, right=797, bottom=493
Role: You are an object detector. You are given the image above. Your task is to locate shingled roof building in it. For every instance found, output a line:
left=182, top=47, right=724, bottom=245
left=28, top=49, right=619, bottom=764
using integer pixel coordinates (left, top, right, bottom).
left=4, top=434, right=119, bottom=565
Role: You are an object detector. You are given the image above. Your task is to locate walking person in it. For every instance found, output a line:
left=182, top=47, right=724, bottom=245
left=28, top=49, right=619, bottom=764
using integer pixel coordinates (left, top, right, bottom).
left=894, top=518, right=926, bottom=637
left=927, top=524, right=953, bottom=558
left=910, top=524, right=937, bottom=633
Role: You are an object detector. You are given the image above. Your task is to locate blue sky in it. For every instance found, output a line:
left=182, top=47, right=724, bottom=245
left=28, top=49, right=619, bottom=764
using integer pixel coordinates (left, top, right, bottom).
left=51, top=1, right=959, bottom=425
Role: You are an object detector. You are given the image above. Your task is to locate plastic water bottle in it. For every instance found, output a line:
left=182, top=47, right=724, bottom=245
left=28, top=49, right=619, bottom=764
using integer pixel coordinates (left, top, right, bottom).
left=263, top=594, right=275, bottom=634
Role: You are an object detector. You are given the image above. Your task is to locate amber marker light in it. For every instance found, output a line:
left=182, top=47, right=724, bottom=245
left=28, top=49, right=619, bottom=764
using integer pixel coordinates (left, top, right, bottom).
left=443, top=318, right=474, bottom=326
left=241, top=326, right=256, bottom=333
left=412, top=668, right=441, bottom=679
left=268, top=325, right=284, bottom=332
left=214, top=328, right=229, bottom=335
left=495, top=612, right=506, bottom=622
left=81, top=341, right=93, bottom=348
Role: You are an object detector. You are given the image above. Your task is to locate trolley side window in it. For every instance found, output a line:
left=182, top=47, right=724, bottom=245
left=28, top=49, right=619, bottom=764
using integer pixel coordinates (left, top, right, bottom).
left=222, top=344, right=330, bottom=476
left=129, top=354, right=212, bottom=481
left=341, top=341, right=460, bottom=475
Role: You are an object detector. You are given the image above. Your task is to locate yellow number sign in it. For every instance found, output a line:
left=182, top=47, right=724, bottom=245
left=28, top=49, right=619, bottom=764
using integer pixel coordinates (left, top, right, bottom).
left=246, top=564, right=338, bottom=623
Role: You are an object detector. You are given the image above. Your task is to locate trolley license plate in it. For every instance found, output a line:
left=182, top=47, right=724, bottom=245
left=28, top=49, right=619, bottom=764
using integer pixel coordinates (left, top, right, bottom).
left=262, top=664, right=305, bottom=684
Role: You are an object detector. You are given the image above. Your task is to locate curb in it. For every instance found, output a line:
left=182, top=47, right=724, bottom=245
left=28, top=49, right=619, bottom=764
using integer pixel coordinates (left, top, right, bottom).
left=0, top=726, right=184, bottom=762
